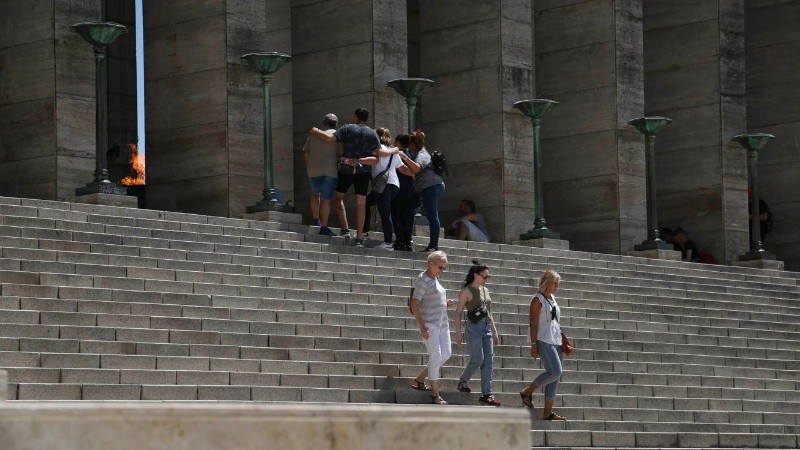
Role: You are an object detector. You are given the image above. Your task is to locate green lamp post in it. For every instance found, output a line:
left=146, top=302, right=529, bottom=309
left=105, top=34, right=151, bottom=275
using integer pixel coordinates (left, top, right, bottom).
left=71, top=21, right=128, bottom=196
left=628, top=116, right=673, bottom=251
left=732, top=133, right=776, bottom=261
left=514, top=99, right=561, bottom=240
left=242, top=52, right=292, bottom=213
left=387, top=78, right=435, bottom=133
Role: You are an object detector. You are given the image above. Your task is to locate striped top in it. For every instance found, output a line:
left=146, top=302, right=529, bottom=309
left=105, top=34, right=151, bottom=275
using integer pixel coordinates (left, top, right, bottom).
left=412, top=272, right=448, bottom=327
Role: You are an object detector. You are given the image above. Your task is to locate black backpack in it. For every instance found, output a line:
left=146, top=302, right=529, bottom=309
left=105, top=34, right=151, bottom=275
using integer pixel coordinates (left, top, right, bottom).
left=429, top=151, right=448, bottom=177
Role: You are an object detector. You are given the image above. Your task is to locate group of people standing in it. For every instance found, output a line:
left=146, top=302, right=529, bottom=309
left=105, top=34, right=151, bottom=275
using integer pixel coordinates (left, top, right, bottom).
left=304, top=107, right=445, bottom=251
left=408, top=251, right=568, bottom=419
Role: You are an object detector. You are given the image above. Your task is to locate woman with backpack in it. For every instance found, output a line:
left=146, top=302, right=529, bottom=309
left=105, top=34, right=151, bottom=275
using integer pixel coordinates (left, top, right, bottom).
left=453, top=260, right=501, bottom=406
left=409, top=250, right=453, bottom=405
left=398, top=130, right=445, bottom=252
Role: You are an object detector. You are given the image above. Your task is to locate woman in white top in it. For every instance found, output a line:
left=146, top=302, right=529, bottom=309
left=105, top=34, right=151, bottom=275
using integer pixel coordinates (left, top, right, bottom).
left=408, top=250, right=453, bottom=405
left=359, top=127, right=412, bottom=251
left=520, top=269, right=566, bottom=420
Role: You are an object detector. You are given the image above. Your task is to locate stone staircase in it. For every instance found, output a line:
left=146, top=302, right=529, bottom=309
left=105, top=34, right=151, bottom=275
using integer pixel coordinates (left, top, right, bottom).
left=1, top=195, right=799, bottom=449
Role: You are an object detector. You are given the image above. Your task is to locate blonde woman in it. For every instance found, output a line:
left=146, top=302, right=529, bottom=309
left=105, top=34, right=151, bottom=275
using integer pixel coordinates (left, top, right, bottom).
left=409, top=250, right=453, bottom=404
left=520, top=269, right=566, bottom=420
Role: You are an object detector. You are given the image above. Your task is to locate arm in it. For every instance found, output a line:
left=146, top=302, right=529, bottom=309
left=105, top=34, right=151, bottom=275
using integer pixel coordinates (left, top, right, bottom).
left=453, top=288, right=471, bottom=344
left=358, top=156, right=378, bottom=166
left=398, top=152, right=422, bottom=173
left=310, top=127, right=337, bottom=143
left=302, top=137, right=311, bottom=167
left=397, top=164, right=414, bottom=177
left=529, top=298, right=541, bottom=358
left=410, top=297, right=428, bottom=341
left=375, top=146, right=401, bottom=157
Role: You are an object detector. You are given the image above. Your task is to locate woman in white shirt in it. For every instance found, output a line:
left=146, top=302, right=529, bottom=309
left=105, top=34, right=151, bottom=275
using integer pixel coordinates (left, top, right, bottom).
left=520, top=269, right=567, bottom=420
left=359, top=127, right=413, bottom=251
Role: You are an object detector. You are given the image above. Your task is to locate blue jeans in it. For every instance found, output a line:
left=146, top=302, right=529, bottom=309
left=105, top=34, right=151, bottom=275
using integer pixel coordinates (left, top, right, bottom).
left=364, top=184, right=399, bottom=243
left=420, top=183, right=444, bottom=248
left=533, top=340, right=564, bottom=400
left=459, top=318, right=494, bottom=396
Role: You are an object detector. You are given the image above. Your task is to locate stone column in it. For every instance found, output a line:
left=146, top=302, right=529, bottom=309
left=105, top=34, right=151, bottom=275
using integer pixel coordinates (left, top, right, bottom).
left=290, top=0, right=407, bottom=224
left=643, top=0, right=749, bottom=264
left=0, top=369, right=6, bottom=401
left=534, top=0, right=647, bottom=254
left=0, top=1, right=102, bottom=200
left=745, top=0, right=800, bottom=272
left=419, top=0, right=535, bottom=243
left=144, top=0, right=280, bottom=217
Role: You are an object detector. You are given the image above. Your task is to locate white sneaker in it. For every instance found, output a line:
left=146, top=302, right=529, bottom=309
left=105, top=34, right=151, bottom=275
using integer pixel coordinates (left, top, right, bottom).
left=375, top=242, right=394, bottom=251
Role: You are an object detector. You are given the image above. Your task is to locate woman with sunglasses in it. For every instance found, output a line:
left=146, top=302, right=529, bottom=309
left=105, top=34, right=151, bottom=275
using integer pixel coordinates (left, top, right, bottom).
left=520, top=269, right=566, bottom=420
left=453, top=260, right=501, bottom=406
left=409, top=250, right=453, bottom=405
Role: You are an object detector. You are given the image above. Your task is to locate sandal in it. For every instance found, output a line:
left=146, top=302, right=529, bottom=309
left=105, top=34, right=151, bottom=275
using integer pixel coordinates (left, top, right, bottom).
left=520, top=391, right=533, bottom=409
left=479, top=395, right=502, bottom=407
left=431, top=395, right=448, bottom=405
left=410, top=379, right=430, bottom=391
left=543, top=412, right=566, bottom=421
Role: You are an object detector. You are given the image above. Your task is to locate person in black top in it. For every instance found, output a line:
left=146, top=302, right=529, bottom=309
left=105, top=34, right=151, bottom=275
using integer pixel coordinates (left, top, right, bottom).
left=390, top=134, right=417, bottom=251
left=674, top=227, right=700, bottom=262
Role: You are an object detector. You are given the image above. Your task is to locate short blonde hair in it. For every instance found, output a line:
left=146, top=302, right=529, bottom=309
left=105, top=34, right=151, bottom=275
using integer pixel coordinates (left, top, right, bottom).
left=538, top=269, right=561, bottom=290
left=427, top=250, right=448, bottom=266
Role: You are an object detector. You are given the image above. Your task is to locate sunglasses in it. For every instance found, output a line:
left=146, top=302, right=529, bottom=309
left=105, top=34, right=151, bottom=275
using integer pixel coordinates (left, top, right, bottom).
left=479, top=274, right=491, bottom=279
left=550, top=306, right=558, bottom=322
left=436, top=265, right=447, bottom=271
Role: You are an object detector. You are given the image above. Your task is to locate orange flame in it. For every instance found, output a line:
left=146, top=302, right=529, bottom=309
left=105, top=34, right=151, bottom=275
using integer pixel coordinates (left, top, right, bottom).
left=119, top=143, right=145, bottom=186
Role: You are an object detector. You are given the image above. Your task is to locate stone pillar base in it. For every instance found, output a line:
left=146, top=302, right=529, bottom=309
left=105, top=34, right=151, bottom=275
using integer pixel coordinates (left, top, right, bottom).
left=70, top=193, right=139, bottom=208
left=513, top=238, right=570, bottom=250
left=627, top=249, right=682, bottom=261
left=731, top=259, right=784, bottom=270
left=0, top=369, right=7, bottom=401
left=240, top=210, right=302, bottom=225
left=0, top=403, right=529, bottom=450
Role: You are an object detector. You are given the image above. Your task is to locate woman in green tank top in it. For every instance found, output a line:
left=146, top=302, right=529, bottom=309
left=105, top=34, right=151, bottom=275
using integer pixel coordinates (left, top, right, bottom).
left=453, top=260, right=501, bottom=406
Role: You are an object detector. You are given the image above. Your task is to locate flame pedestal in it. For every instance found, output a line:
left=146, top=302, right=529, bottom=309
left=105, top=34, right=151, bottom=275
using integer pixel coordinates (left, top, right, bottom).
left=71, top=22, right=130, bottom=199
left=730, top=134, right=782, bottom=269
left=628, top=117, right=674, bottom=252
left=387, top=78, right=435, bottom=133
left=513, top=99, right=567, bottom=249
left=243, top=52, right=293, bottom=214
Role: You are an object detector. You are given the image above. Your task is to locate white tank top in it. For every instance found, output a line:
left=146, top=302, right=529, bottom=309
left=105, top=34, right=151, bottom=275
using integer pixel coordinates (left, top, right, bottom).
left=534, top=292, right=561, bottom=346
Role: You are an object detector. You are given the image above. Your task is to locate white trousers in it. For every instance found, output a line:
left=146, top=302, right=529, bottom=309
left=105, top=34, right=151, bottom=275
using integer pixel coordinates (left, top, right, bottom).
left=423, top=323, right=452, bottom=380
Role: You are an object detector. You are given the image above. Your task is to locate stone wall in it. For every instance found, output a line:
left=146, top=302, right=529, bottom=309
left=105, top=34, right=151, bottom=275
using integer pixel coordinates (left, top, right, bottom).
left=0, top=1, right=100, bottom=201
left=535, top=0, right=647, bottom=254
left=420, top=0, right=536, bottom=243
left=745, top=0, right=800, bottom=271
left=144, top=0, right=271, bottom=217
left=644, top=0, right=749, bottom=264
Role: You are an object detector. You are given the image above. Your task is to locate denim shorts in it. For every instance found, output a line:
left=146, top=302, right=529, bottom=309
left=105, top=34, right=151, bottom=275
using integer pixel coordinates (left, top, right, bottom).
left=309, top=176, right=338, bottom=200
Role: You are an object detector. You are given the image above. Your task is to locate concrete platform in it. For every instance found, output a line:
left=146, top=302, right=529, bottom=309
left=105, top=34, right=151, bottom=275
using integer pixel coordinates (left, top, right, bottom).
left=0, top=402, right=530, bottom=450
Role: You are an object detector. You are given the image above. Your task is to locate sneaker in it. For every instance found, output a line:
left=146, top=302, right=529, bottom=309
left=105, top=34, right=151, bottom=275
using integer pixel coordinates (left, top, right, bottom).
left=312, top=218, right=321, bottom=227
left=456, top=381, right=471, bottom=393
left=354, top=238, right=364, bottom=247
left=419, top=245, right=438, bottom=252
left=375, top=242, right=394, bottom=251
left=362, top=232, right=369, bottom=239
left=319, top=227, right=334, bottom=236
left=478, top=395, right=502, bottom=407
left=338, top=228, right=350, bottom=237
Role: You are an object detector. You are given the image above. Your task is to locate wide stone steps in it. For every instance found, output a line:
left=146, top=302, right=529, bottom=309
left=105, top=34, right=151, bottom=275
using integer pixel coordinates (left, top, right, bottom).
left=2, top=196, right=800, bottom=449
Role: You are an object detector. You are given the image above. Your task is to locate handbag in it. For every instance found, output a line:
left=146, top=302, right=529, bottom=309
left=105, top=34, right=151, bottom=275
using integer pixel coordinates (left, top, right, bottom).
left=371, top=154, right=395, bottom=194
left=561, top=332, right=574, bottom=356
left=467, top=305, right=489, bottom=323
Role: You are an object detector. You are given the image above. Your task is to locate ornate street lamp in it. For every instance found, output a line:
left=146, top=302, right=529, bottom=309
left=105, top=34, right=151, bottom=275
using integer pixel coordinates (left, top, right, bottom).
left=732, top=133, right=776, bottom=261
left=514, top=99, right=561, bottom=240
left=71, top=21, right=128, bottom=196
left=387, top=78, right=435, bottom=133
left=242, top=52, right=292, bottom=213
left=629, top=116, right=673, bottom=251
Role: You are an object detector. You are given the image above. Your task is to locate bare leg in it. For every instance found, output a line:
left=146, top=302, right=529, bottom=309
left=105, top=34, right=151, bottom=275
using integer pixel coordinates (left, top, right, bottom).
left=429, top=379, right=440, bottom=398
left=521, top=383, right=538, bottom=395
left=355, top=194, right=367, bottom=239
left=457, top=220, right=469, bottom=240
left=320, top=199, right=331, bottom=227
left=310, top=193, right=321, bottom=222
left=414, top=367, right=428, bottom=385
left=333, top=191, right=348, bottom=230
